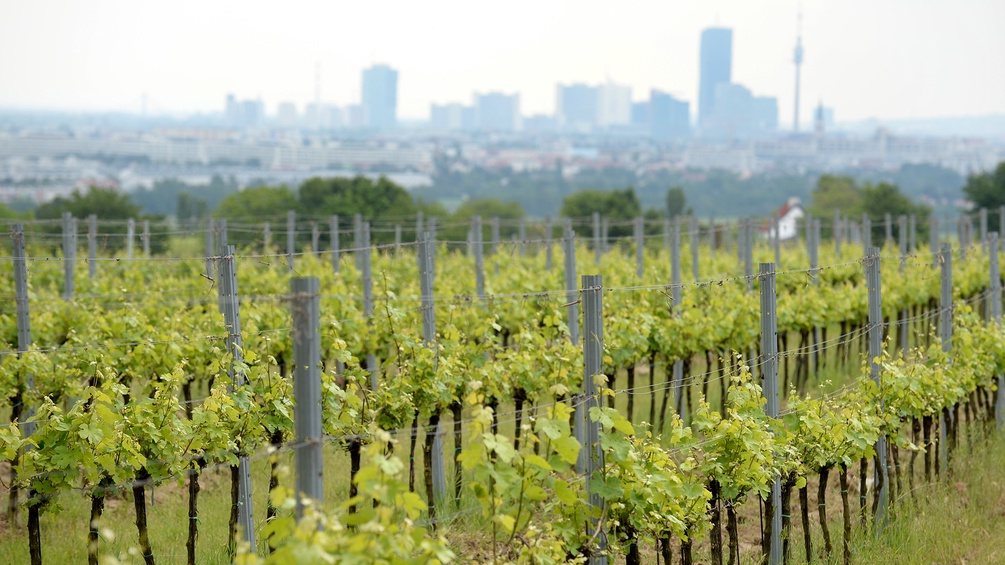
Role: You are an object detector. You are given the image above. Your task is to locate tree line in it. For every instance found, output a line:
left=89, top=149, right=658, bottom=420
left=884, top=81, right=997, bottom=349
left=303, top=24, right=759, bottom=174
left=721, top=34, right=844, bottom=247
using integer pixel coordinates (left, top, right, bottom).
left=3, top=161, right=1001, bottom=252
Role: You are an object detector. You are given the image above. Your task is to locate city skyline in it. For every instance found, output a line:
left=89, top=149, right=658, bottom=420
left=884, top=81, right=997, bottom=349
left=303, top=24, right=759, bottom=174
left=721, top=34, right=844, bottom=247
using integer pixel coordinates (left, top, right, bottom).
left=1, top=0, right=1004, bottom=125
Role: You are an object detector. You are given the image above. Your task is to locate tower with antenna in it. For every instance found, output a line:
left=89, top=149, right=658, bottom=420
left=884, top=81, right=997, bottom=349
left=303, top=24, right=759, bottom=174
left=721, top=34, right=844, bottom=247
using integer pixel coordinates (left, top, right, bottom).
left=793, top=9, right=804, bottom=132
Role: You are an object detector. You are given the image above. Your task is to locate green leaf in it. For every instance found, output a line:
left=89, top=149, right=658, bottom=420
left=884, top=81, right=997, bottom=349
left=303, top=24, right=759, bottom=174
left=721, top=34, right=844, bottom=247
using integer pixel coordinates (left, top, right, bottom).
left=552, top=436, right=581, bottom=465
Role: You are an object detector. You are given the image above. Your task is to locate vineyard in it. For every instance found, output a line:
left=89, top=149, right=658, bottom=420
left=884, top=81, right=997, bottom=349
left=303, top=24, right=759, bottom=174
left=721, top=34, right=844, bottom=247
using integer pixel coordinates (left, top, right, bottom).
left=0, top=212, right=1003, bottom=565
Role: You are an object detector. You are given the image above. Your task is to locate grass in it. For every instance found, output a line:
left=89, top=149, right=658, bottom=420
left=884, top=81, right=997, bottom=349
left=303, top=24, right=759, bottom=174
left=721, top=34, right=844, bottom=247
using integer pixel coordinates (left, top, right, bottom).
left=838, top=427, right=1005, bottom=565
left=0, top=448, right=355, bottom=564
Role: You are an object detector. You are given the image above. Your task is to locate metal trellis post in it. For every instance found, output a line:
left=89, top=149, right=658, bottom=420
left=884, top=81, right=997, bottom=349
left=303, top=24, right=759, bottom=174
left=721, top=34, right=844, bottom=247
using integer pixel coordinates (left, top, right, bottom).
left=866, top=247, right=889, bottom=531
left=88, top=214, right=97, bottom=280
left=579, top=274, right=608, bottom=565
left=218, top=246, right=256, bottom=545
left=291, top=277, right=323, bottom=518
left=12, top=224, right=36, bottom=438
left=759, top=263, right=782, bottom=565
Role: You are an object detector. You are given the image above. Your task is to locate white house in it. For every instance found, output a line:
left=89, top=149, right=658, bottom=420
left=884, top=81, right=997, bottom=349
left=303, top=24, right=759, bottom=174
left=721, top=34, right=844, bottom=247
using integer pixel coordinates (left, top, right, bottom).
left=762, top=197, right=805, bottom=241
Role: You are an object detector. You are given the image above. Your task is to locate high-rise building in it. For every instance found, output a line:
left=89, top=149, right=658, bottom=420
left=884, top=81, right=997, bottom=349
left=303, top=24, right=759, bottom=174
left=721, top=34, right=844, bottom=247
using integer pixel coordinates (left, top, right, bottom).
left=276, top=102, right=298, bottom=128
left=430, top=103, right=476, bottom=131
left=475, top=92, right=520, bottom=131
left=631, top=101, right=650, bottom=128
left=752, top=96, right=778, bottom=133
left=814, top=102, right=834, bottom=135
left=361, top=64, right=398, bottom=130
left=649, top=90, right=690, bottom=139
left=555, top=83, right=599, bottom=131
left=596, top=81, right=632, bottom=127
left=698, top=27, right=733, bottom=127
left=225, top=94, right=264, bottom=128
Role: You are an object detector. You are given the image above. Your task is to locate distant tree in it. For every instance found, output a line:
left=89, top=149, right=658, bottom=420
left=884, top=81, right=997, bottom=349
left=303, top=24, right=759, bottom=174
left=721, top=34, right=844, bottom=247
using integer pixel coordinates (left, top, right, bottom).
left=133, top=174, right=239, bottom=216
left=809, top=175, right=862, bottom=218
left=214, top=185, right=297, bottom=223
left=442, top=198, right=525, bottom=243
left=213, top=185, right=298, bottom=249
left=299, top=176, right=415, bottom=219
left=561, top=187, right=641, bottom=242
left=176, top=192, right=209, bottom=223
left=36, top=186, right=142, bottom=220
left=962, top=161, right=1005, bottom=232
left=0, top=201, right=25, bottom=220
left=893, top=163, right=963, bottom=200
left=666, top=186, right=688, bottom=217
left=297, top=176, right=417, bottom=244
left=34, top=186, right=166, bottom=253
left=860, top=181, right=931, bottom=247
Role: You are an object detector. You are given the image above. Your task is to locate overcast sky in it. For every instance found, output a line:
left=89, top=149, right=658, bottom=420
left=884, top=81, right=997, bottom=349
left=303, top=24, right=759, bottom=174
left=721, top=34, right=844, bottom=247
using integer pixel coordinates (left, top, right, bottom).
left=1, top=0, right=1003, bottom=125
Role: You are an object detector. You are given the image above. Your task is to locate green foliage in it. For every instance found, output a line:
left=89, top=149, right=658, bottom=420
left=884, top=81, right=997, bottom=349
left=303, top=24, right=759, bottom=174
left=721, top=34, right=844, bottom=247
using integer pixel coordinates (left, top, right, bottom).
left=665, top=186, right=688, bottom=217
left=809, top=175, right=862, bottom=219
left=963, top=161, right=1005, bottom=231
left=36, top=186, right=142, bottom=220
left=809, top=175, right=930, bottom=246
left=0, top=201, right=26, bottom=220
left=298, top=176, right=416, bottom=231
left=860, top=181, right=931, bottom=246
left=561, top=187, right=641, bottom=240
left=439, top=198, right=525, bottom=243
left=132, top=175, right=239, bottom=218
left=33, top=186, right=168, bottom=253
left=214, top=185, right=298, bottom=224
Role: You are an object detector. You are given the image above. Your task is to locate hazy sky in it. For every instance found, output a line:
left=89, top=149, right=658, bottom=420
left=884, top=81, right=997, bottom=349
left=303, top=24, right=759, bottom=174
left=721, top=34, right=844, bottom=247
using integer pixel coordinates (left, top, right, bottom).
left=2, top=0, right=1003, bottom=125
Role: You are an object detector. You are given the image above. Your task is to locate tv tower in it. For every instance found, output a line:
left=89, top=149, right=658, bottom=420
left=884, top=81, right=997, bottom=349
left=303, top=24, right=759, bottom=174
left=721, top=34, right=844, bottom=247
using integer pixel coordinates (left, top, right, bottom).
left=793, top=9, right=804, bottom=132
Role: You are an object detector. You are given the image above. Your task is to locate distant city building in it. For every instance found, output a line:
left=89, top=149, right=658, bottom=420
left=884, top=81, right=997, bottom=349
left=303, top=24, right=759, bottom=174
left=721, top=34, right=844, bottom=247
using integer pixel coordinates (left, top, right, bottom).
left=522, top=114, right=557, bottom=132
left=709, top=83, right=753, bottom=137
left=556, top=83, right=599, bottom=131
left=345, top=105, right=367, bottom=129
left=475, top=92, right=520, bottom=131
left=631, top=102, right=650, bottom=128
left=430, top=103, right=476, bottom=131
left=815, top=102, right=835, bottom=135
left=649, top=90, right=690, bottom=139
left=225, top=94, right=264, bottom=128
left=361, top=64, right=398, bottom=129
left=752, top=96, right=779, bottom=133
left=276, top=102, right=298, bottom=128
left=703, top=83, right=778, bottom=138
left=698, top=27, right=733, bottom=128
left=596, top=81, right=632, bottom=127
left=304, top=103, right=343, bottom=130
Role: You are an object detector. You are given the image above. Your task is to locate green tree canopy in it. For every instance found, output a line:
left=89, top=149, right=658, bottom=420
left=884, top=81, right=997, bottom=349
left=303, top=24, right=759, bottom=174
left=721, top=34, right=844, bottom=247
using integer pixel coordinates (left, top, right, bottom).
left=860, top=181, right=931, bottom=247
left=963, top=161, right=1005, bottom=232
left=441, top=198, right=525, bottom=243
left=0, top=201, right=25, bottom=220
left=132, top=175, right=239, bottom=218
left=298, top=176, right=416, bottom=221
left=808, top=175, right=862, bottom=219
left=214, top=185, right=298, bottom=224
left=34, top=186, right=166, bottom=253
left=809, top=175, right=930, bottom=246
left=36, top=186, right=142, bottom=220
left=561, top=187, right=641, bottom=241
left=177, top=193, right=209, bottom=223
left=666, top=186, right=688, bottom=217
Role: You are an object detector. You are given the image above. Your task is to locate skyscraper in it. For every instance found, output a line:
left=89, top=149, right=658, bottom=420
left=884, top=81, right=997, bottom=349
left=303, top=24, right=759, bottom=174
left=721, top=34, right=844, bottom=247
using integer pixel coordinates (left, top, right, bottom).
left=475, top=92, right=520, bottom=131
left=596, top=81, right=632, bottom=127
left=649, top=90, right=690, bottom=139
left=555, top=84, right=599, bottom=131
left=698, top=27, right=733, bottom=127
left=361, top=64, right=398, bottom=130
